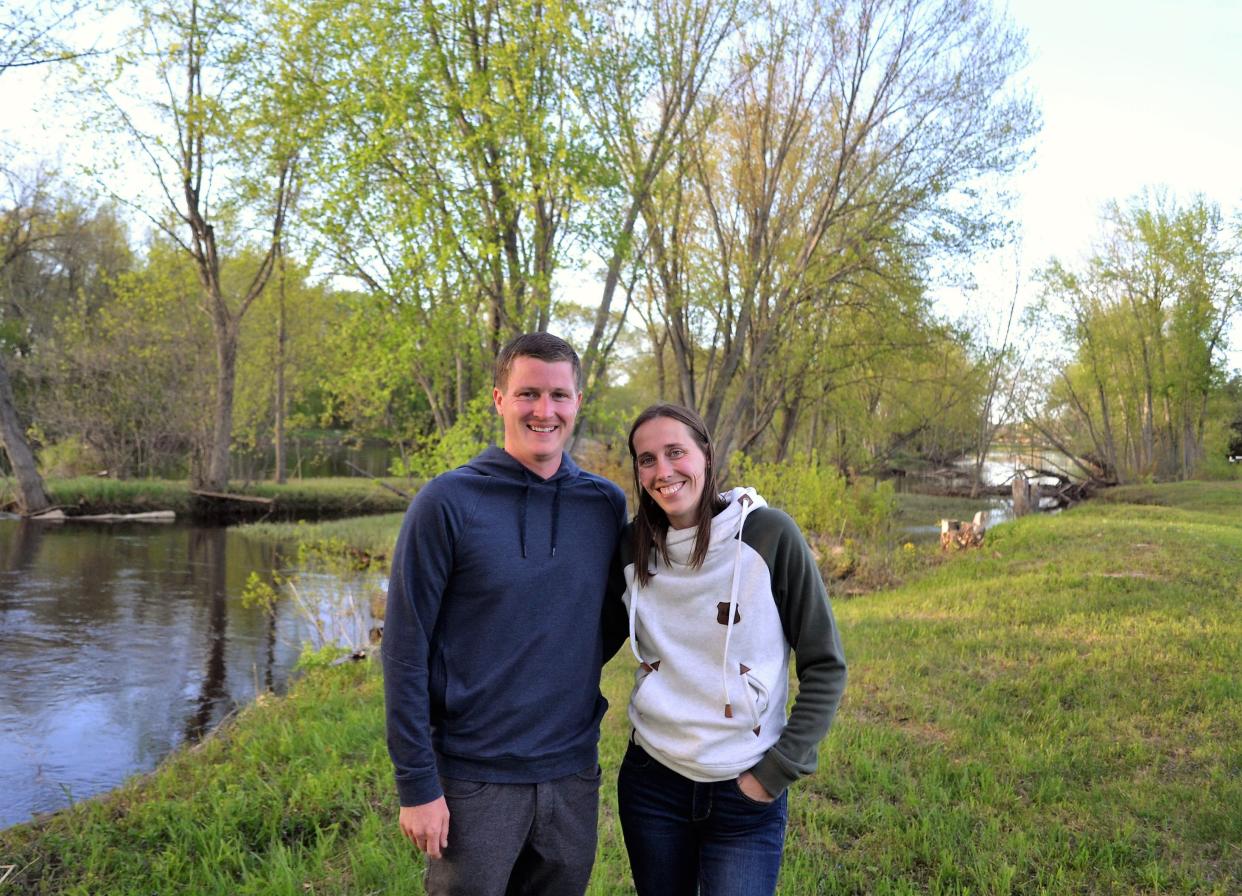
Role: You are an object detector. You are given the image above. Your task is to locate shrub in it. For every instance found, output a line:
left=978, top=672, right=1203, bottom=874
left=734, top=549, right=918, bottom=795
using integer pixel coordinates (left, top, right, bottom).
left=732, top=452, right=895, bottom=543
left=391, top=393, right=499, bottom=479
left=38, top=435, right=105, bottom=478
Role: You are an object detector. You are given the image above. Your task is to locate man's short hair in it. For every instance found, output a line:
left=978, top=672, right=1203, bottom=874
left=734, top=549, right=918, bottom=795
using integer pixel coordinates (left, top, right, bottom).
left=494, top=333, right=582, bottom=392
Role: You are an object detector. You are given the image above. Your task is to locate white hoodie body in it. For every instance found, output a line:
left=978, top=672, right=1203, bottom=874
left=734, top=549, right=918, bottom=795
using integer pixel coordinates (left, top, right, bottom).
left=622, top=487, right=791, bottom=782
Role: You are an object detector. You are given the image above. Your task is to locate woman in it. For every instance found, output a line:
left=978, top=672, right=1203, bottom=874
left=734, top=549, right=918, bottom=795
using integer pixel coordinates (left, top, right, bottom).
left=612, top=403, right=847, bottom=896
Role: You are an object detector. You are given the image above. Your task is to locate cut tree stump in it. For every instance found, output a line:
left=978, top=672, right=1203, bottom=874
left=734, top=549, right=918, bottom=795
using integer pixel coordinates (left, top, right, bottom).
left=940, top=511, right=986, bottom=550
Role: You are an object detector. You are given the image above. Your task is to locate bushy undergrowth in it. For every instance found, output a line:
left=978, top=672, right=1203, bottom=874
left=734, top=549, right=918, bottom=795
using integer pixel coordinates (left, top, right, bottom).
left=735, top=452, right=896, bottom=543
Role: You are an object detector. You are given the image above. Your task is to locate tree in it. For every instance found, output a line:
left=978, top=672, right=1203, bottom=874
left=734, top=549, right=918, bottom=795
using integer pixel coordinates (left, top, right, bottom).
left=573, top=0, right=741, bottom=404
left=36, top=240, right=211, bottom=478
left=81, top=0, right=298, bottom=490
left=1, top=0, right=108, bottom=511
left=0, top=1, right=98, bottom=74
left=632, top=0, right=1038, bottom=463
left=0, top=167, right=67, bottom=513
left=1037, top=191, right=1240, bottom=481
left=231, top=250, right=342, bottom=482
left=276, top=0, right=609, bottom=442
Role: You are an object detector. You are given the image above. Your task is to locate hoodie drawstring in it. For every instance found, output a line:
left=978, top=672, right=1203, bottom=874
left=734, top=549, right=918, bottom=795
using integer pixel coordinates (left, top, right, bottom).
left=721, top=493, right=755, bottom=721
left=628, top=573, right=652, bottom=670
left=550, top=479, right=562, bottom=558
left=518, top=482, right=530, bottom=559
left=518, top=477, right=563, bottom=559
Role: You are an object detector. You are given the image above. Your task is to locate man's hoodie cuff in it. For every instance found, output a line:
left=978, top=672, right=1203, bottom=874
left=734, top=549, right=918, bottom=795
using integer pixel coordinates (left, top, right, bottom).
left=396, top=774, right=443, bottom=808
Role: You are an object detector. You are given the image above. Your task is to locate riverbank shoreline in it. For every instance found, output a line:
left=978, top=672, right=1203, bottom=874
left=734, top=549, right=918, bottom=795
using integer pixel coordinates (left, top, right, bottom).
left=0, top=476, right=416, bottom=523
left=3, top=480, right=1238, bottom=893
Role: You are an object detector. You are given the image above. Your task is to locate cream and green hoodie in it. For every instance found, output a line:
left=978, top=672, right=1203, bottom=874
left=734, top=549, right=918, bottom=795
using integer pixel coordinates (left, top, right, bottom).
left=613, top=487, right=847, bottom=798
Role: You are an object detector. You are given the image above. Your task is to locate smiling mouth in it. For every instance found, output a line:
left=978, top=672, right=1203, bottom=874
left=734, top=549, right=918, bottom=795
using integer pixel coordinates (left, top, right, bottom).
left=655, top=481, right=685, bottom=497
left=527, top=424, right=557, bottom=433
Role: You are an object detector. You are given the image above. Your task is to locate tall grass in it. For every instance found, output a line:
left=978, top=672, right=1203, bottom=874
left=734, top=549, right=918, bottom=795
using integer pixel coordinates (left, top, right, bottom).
left=236, top=514, right=407, bottom=568
left=3, top=482, right=1239, bottom=893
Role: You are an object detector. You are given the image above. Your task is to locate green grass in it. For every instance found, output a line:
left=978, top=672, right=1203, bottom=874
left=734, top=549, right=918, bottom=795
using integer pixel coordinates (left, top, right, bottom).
left=3, top=482, right=1240, bottom=894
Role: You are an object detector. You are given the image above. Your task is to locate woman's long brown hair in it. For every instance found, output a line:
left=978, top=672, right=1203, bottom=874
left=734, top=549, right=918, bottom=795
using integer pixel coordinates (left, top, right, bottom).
left=628, top=403, right=727, bottom=587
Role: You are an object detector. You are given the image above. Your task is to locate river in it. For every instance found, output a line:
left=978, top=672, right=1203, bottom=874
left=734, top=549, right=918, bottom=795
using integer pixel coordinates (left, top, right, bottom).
left=0, top=521, right=369, bottom=830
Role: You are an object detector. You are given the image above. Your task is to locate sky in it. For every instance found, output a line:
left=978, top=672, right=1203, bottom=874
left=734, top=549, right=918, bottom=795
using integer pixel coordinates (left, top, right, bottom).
left=965, top=0, right=1242, bottom=370
left=3, top=0, right=1241, bottom=369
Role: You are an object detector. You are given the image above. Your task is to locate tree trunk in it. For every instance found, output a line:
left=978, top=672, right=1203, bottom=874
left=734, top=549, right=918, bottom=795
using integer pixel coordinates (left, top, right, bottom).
left=204, top=327, right=239, bottom=491
left=0, top=354, right=51, bottom=514
left=273, top=255, right=288, bottom=484
left=274, top=316, right=287, bottom=484
left=1011, top=472, right=1033, bottom=517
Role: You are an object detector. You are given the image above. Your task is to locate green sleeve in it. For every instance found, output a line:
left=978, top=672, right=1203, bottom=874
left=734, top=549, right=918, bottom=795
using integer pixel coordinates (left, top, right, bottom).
left=742, top=508, right=847, bottom=797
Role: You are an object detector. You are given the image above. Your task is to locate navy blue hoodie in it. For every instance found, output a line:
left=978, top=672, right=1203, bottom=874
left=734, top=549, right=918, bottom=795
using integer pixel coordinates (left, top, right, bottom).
left=383, top=446, right=627, bottom=806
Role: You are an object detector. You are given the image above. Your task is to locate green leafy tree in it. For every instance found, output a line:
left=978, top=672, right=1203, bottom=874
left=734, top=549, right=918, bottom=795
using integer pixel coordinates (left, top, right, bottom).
left=1036, top=192, right=1240, bottom=481
left=232, top=252, right=341, bottom=482
left=0, top=167, right=118, bottom=511
left=277, top=0, right=607, bottom=439
left=78, top=0, right=299, bottom=489
left=37, top=240, right=212, bottom=477
left=632, top=0, right=1038, bottom=464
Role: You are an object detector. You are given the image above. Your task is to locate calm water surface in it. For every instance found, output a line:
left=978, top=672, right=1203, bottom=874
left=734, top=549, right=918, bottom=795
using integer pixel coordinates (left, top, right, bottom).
left=0, top=521, right=342, bottom=829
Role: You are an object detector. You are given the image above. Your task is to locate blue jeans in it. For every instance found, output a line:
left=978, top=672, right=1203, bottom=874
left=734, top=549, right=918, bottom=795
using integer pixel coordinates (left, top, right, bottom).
left=617, top=740, right=788, bottom=896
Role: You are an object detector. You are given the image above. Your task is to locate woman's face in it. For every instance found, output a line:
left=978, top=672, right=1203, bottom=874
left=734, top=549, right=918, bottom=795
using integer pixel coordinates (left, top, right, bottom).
left=632, top=415, right=709, bottom=529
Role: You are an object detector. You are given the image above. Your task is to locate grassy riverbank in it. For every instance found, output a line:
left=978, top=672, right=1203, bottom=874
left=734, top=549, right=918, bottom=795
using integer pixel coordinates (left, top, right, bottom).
left=2, top=476, right=414, bottom=521
left=236, top=513, right=408, bottom=567
left=2, top=482, right=1238, bottom=894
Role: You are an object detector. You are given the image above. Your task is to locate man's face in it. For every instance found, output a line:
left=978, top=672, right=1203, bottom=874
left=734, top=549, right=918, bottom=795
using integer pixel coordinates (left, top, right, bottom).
left=493, top=356, right=582, bottom=476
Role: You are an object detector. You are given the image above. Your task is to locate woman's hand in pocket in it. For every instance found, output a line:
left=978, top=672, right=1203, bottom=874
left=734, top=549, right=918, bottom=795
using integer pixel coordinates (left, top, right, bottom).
left=737, top=771, right=775, bottom=803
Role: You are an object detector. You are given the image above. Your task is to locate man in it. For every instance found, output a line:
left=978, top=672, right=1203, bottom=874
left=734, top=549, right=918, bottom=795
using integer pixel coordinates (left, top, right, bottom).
left=383, top=333, right=627, bottom=896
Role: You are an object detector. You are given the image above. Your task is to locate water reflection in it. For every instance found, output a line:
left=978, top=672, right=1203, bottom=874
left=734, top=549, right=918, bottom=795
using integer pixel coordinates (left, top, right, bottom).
left=0, top=521, right=323, bottom=829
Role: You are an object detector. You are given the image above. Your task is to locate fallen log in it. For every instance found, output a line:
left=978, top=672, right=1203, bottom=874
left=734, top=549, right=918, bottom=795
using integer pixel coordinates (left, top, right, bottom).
left=345, top=460, right=413, bottom=501
left=191, top=489, right=275, bottom=505
left=68, top=510, right=177, bottom=523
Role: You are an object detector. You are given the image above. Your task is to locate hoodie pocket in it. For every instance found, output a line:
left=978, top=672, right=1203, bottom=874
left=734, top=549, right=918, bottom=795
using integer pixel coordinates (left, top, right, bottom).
left=741, top=665, right=770, bottom=731
left=631, top=659, right=661, bottom=709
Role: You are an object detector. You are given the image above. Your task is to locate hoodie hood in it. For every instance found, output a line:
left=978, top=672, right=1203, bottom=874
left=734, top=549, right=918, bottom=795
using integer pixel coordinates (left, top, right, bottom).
left=462, top=444, right=582, bottom=483
left=463, top=445, right=581, bottom=558
left=661, top=486, right=769, bottom=566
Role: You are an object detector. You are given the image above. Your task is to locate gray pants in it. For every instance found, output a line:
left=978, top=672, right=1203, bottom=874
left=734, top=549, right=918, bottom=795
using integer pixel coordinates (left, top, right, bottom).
left=425, top=766, right=602, bottom=896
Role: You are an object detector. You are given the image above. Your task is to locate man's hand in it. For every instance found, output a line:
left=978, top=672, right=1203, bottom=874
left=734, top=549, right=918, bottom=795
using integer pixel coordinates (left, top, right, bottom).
left=737, top=771, right=776, bottom=803
left=399, top=797, right=450, bottom=859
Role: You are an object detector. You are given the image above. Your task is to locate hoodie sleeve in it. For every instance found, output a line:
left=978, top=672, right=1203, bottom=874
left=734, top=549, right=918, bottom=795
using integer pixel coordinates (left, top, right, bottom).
left=382, top=478, right=458, bottom=807
left=746, top=509, right=847, bottom=798
left=601, top=526, right=633, bottom=663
